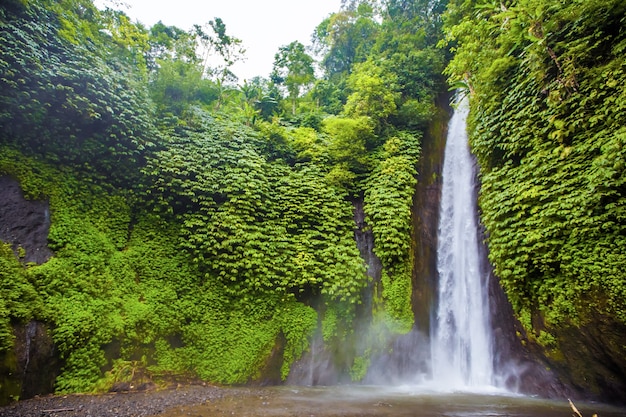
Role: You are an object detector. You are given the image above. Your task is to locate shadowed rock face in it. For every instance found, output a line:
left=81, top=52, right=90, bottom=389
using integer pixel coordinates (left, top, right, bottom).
left=410, top=98, right=450, bottom=339
left=0, top=176, right=52, bottom=264
left=544, top=313, right=626, bottom=404
left=486, top=259, right=626, bottom=404
left=12, top=321, right=60, bottom=399
left=0, top=177, right=58, bottom=404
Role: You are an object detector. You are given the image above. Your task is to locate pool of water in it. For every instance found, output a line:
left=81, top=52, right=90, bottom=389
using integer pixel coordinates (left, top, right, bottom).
left=159, top=385, right=626, bottom=417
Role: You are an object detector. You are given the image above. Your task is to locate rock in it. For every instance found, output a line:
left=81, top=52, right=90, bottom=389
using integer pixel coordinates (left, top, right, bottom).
left=0, top=176, right=53, bottom=264
left=0, top=178, right=59, bottom=404
left=110, top=382, right=132, bottom=392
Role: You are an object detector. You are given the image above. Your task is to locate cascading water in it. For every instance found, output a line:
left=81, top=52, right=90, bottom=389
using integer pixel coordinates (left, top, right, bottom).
left=293, top=94, right=525, bottom=392
left=430, top=94, right=495, bottom=389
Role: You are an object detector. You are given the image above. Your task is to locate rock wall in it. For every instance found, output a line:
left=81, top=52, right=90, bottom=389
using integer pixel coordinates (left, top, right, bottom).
left=543, top=313, right=626, bottom=404
left=410, top=93, right=450, bottom=337
left=0, top=177, right=59, bottom=404
left=0, top=176, right=52, bottom=264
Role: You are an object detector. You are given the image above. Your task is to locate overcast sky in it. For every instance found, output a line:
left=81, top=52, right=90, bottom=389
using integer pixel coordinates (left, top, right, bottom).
left=95, top=0, right=343, bottom=81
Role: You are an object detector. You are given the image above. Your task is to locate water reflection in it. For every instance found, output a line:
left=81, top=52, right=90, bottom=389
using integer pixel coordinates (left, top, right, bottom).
left=160, top=385, right=626, bottom=417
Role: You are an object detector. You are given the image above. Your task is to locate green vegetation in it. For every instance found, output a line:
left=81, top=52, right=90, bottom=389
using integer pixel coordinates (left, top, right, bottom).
left=0, top=242, right=41, bottom=352
left=0, top=0, right=446, bottom=393
left=2, top=0, right=625, bottom=398
left=0, top=0, right=626, bottom=392
left=441, top=0, right=626, bottom=341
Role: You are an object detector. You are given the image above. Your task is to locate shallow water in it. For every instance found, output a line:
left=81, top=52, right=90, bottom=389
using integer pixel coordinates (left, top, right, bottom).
left=159, top=385, right=626, bottom=417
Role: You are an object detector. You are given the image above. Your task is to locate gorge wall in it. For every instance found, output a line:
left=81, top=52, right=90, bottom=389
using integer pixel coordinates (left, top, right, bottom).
left=1, top=107, right=625, bottom=403
left=0, top=176, right=59, bottom=404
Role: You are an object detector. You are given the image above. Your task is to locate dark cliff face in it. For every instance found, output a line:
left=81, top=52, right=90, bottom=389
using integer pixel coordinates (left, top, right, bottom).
left=0, top=176, right=52, bottom=264
left=410, top=93, right=450, bottom=338
left=482, top=246, right=575, bottom=399
left=11, top=322, right=59, bottom=399
left=0, top=177, right=59, bottom=404
left=487, top=276, right=626, bottom=404
left=538, top=311, right=626, bottom=404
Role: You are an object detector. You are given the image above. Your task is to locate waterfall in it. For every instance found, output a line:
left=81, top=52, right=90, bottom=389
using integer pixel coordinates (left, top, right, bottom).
left=430, top=95, right=495, bottom=389
left=23, top=321, right=37, bottom=377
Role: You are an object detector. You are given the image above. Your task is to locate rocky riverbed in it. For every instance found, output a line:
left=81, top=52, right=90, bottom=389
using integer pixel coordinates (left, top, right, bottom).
left=4, top=384, right=626, bottom=417
left=0, top=384, right=232, bottom=417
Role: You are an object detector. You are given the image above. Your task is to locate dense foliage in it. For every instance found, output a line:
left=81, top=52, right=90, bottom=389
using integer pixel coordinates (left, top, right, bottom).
left=0, top=0, right=447, bottom=394
left=3, top=0, right=625, bottom=399
left=442, top=0, right=626, bottom=344
left=0, top=0, right=158, bottom=187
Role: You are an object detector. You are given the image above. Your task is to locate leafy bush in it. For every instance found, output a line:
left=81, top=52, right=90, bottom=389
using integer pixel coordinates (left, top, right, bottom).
left=143, top=111, right=369, bottom=302
left=0, top=243, right=41, bottom=352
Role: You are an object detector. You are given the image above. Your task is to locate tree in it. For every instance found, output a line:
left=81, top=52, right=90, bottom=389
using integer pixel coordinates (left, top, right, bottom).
left=101, top=9, right=150, bottom=77
left=271, top=41, right=315, bottom=114
left=311, top=78, right=346, bottom=114
left=149, top=59, right=204, bottom=115
left=147, top=21, right=198, bottom=68
left=194, top=17, right=245, bottom=83
left=323, top=116, right=375, bottom=181
left=238, top=77, right=281, bottom=120
left=344, top=60, right=399, bottom=128
left=312, top=3, right=379, bottom=78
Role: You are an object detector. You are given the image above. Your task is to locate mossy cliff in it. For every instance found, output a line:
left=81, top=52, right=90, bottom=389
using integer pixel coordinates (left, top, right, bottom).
left=442, top=0, right=626, bottom=403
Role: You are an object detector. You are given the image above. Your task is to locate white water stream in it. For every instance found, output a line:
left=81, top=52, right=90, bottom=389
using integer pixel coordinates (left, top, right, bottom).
left=430, top=95, right=495, bottom=389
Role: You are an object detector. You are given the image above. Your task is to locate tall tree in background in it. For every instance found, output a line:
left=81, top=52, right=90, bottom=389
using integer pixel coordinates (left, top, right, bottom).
left=101, top=9, right=150, bottom=78
left=271, top=41, right=315, bottom=114
left=312, top=2, right=379, bottom=79
left=147, top=21, right=198, bottom=70
left=194, top=17, right=245, bottom=84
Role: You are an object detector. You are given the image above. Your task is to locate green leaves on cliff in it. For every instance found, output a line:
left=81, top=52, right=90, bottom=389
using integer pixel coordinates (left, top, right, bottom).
left=364, top=132, right=421, bottom=331
left=0, top=152, right=322, bottom=391
left=0, top=0, right=158, bottom=186
left=442, top=0, right=626, bottom=333
left=143, top=111, right=368, bottom=301
left=0, top=0, right=450, bottom=393
left=365, top=133, right=420, bottom=269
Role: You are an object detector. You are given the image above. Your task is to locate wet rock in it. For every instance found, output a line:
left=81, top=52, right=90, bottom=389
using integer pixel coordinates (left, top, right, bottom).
left=251, top=332, right=286, bottom=386
left=110, top=382, right=132, bottom=392
left=15, top=321, right=60, bottom=399
left=0, top=176, right=53, bottom=264
left=411, top=94, right=451, bottom=335
left=548, top=315, right=626, bottom=405
left=287, top=332, right=341, bottom=386
left=0, top=321, right=60, bottom=405
left=0, top=177, right=59, bottom=404
left=136, top=382, right=157, bottom=392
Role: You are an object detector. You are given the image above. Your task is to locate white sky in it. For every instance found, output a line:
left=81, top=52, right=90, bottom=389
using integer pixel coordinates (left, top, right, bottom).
left=96, top=0, right=343, bottom=82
